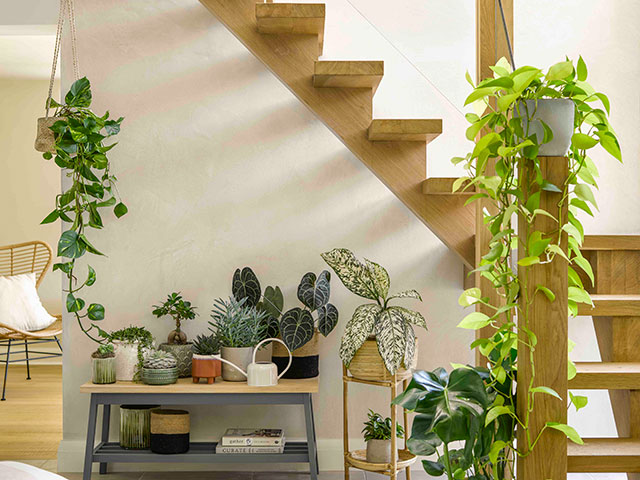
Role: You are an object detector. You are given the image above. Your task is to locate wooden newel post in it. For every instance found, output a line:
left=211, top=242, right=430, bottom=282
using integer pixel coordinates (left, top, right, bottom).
left=517, top=156, right=569, bottom=479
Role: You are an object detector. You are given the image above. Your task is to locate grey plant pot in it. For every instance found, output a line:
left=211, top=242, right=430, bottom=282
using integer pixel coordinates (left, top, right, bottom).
left=518, top=98, right=575, bottom=156
left=220, top=346, right=252, bottom=382
left=366, top=439, right=396, bottom=464
left=159, top=343, right=193, bottom=378
left=92, top=356, right=116, bottom=384
left=142, top=367, right=179, bottom=385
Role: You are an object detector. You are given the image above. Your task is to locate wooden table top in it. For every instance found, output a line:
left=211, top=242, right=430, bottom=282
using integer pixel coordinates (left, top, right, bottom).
left=80, top=377, right=319, bottom=394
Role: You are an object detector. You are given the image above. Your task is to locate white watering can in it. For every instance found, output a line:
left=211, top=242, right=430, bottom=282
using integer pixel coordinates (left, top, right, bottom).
left=217, top=338, right=292, bottom=386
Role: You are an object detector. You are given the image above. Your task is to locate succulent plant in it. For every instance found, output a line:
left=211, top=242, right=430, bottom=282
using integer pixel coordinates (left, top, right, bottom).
left=92, top=343, right=115, bottom=359
left=144, top=350, right=177, bottom=369
left=193, top=333, right=220, bottom=356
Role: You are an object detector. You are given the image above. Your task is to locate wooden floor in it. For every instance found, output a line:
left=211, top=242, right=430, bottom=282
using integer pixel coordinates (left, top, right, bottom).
left=0, top=365, right=62, bottom=460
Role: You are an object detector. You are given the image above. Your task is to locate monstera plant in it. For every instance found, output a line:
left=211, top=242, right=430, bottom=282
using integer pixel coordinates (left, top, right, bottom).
left=232, top=266, right=339, bottom=351
left=322, top=248, right=427, bottom=374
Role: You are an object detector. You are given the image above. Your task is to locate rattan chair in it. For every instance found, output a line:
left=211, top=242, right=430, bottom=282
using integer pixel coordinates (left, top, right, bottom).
left=0, top=241, right=62, bottom=401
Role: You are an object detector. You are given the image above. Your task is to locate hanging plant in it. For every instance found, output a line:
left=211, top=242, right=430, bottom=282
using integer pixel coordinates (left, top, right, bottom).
left=397, top=57, right=621, bottom=478
left=41, top=77, right=126, bottom=344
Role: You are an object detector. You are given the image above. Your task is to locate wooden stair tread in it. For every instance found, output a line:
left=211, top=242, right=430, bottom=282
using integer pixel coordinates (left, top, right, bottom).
left=422, top=177, right=476, bottom=195
left=582, top=235, right=640, bottom=251
left=568, top=437, right=640, bottom=473
left=255, top=3, right=325, bottom=54
left=368, top=119, right=442, bottom=142
left=313, top=61, right=383, bottom=90
left=570, top=362, right=640, bottom=389
left=577, top=294, right=640, bottom=316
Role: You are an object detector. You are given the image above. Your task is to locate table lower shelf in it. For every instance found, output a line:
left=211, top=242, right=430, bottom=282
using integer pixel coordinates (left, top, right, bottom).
left=94, top=442, right=309, bottom=463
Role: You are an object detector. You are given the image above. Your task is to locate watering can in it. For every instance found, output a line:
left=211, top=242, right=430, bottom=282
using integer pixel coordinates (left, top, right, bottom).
left=217, top=338, right=292, bottom=386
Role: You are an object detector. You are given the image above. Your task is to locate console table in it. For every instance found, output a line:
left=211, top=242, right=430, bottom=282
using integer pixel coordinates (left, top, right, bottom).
left=80, top=378, right=319, bottom=480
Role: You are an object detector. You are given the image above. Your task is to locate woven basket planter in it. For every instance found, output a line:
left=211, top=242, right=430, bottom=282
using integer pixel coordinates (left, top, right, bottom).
left=34, top=117, right=62, bottom=153
left=150, top=409, right=190, bottom=454
left=159, top=343, right=193, bottom=378
left=142, top=367, right=178, bottom=385
left=348, top=338, right=417, bottom=382
left=120, top=405, right=158, bottom=449
left=92, top=357, right=116, bottom=384
left=273, top=332, right=319, bottom=379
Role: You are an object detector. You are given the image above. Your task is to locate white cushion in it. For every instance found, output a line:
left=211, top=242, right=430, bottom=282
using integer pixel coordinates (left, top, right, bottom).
left=0, top=462, right=66, bottom=480
left=0, top=273, right=55, bottom=332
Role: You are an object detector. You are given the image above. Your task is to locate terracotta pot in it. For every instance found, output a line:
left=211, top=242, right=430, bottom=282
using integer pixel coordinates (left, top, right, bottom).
left=348, top=338, right=417, bottom=382
left=191, top=354, right=221, bottom=384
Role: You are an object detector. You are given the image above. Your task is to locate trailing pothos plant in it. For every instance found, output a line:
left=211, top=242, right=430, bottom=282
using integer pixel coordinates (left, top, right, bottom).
left=321, top=248, right=427, bottom=374
left=398, top=57, right=620, bottom=478
left=40, top=77, right=127, bottom=344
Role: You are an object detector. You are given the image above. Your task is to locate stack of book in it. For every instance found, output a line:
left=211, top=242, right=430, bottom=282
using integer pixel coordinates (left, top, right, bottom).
left=215, top=428, right=285, bottom=454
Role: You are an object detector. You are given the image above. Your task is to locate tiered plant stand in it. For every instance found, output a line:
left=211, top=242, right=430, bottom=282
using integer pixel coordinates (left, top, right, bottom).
left=342, top=366, right=417, bottom=479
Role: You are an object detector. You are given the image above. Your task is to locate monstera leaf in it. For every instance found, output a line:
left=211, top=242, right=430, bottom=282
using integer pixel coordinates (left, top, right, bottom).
left=280, top=307, right=315, bottom=351
left=317, top=303, right=338, bottom=336
left=374, top=308, right=408, bottom=374
left=297, top=271, right=331, bottom=311
left=321, top=248, right=381, bottom=301
left=232, top=267, right=261, bottom=307
left=339, top=303, right=381, bottom=366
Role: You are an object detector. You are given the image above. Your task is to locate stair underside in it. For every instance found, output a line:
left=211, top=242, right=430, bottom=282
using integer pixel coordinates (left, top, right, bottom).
left=199, top=0, right=476, bottom=267
left=313, top=61, right=383, bottom=90
left=568, top=438, right=640, bottom=473
left=570, top=362, right=640, bottom=389
left=577, top=295, right=640, bottom=316
left=422, top=177, right=475, bottom=195
left=256, top=3, right=325, bottom=53
left=581, top=235, right=640, bottom=251
left=368, top=119, right=442, bottom=142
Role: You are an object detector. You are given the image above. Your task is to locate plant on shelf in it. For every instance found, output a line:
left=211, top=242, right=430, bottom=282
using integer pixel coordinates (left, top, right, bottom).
left=107, top=326, right=154, bottom=382
left=152, top=292, right=198, bottom=378
left=398, top=57, right=620, bottom=478
left=362, top=409, right=404, bottom=464
left=40, top=77, right=126, bottom=346
left=322, top=248, right=426, bottom=378
left=192, top=334, right=222, bottom=384
left=142, top=350, right=178, bottom=385
left=209, top=296, right=268, bottom=381
left=91, top=343, right=116, bottom=384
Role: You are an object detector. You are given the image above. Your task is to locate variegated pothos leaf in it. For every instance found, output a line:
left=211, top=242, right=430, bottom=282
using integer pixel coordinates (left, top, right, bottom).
left=280, top=307, right=315, bottom=351
left=317, top=303, right=339, bottom=336
left=388, top=289, right=422, bottom=301
left=339, top=304, right=381, bottom=366
left=374, top=307, right=407, bottom=374
left=404, top=324, right=416, bottom=368
left=321, top=248, right=379, bottom=300
left=389, top=306, right=427, bottom=330
left=364, top=258, right=390, bottom=299
left=297, top=270, right=330, bottom=311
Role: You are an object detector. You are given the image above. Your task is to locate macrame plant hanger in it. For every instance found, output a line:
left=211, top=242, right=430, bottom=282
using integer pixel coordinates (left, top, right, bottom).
left=35, top=0, right=81, bottom=153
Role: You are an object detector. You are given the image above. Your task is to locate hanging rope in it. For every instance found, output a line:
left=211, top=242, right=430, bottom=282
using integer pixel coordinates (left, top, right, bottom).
left=497, top=0, right=515, bottom=69
left=45, top=0, right=80, bottom=118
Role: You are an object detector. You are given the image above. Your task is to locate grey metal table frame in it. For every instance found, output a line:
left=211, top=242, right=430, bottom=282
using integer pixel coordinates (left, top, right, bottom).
left=83, top=392, right=319, bottom=480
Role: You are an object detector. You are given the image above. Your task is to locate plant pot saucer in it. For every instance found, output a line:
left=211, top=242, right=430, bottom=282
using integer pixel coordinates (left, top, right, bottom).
left=346, top=449, right=416, bottom=473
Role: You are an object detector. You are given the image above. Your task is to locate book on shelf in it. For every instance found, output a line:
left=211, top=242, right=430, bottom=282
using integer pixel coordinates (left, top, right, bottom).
left=220, top=428, right=284, bottom=446
left=215, top=444, right=285, bottom=454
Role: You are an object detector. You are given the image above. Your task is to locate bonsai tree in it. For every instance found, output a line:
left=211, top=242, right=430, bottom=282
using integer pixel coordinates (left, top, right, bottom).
left=152, top=292, right=197, bottom=345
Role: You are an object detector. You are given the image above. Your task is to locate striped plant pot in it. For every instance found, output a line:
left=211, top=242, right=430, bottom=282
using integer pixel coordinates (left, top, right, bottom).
left=142, top=367, right=179, bottom=385
left=273, top=332, right=319, bottom=379
left=150, top=409, right=190, bottom=454
left=92, top=357, right=116, bottom=384
left=159, top=343, right=193, bottom=378
left=120, top=405, right=158, bottom=449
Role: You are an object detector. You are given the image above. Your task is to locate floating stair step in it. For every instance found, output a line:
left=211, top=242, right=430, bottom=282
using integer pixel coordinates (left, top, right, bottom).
left=313, top=61, right=383, bottom=90
left=582, top=235, right=640, bottom=251
left=568, top=438, right=640, bottom=473
left=577, top=295, right=640, bottom=316
left=368, top=119, right=442, bottom=142
left=570, top=362, right=640, bottom=389
left=422, top=178, right=476, bottom=195
left=255, top=3, right=325, bottom=54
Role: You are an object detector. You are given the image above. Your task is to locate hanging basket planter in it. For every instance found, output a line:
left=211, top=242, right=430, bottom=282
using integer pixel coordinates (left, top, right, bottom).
left=34, top=116, right=62, bottom=153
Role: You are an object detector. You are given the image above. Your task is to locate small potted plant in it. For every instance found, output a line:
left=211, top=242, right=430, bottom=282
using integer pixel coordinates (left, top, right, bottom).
left=91, top=343, right=116, bottom=384
left=322, top=248, right=427, bottom=381
left=209, top=297, right=268, bottom=382
left=142, top=350, right=179, bottom=385
left=192, top=334, right=222, bottom=384
left=362, top=409, right=404, bottom=464
left=152, top=292, right=197, bottom=378
left=108, top=326, right=154, bottom=382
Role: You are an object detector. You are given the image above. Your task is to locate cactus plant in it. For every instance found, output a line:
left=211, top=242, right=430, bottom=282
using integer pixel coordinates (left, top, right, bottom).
left=193, top=334, right=220, bottom=356
left=144, top=350, right=178, bottom=369
left=152, top=292, right=197, bottom=345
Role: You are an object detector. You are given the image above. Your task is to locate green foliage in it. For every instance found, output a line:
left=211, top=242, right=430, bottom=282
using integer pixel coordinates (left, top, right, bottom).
left=209, top=297, right=268, bottom=348
left=322, top=248, right=426, bottom=374
left=362, top=409, right=404, bottom=441
left=192, top=333, right=220, bottom=356
left=42, top=77, right=126, bottom=345
left=232, top=267, right=283, bottom=339
left=92, top=343, right=114, bottom=358
left=152, top=292, right=198, bottom=344
left=107, top=326, right=154, bottom=381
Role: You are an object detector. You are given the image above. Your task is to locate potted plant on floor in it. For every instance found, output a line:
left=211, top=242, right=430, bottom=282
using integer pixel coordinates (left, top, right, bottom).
left=91, top=343, right=116, bottom=384
left=362, top=409, right=404, bottom=463
left=322, top=248, right=426, bottom=381
left=142, top=350, right=179, bottom=385
left=152, top=292, right=197, bottom=378
left=209, top=297, right=268, bottom=382
left=107, top=326, right=154, bottom=382
left=192, top=333, right=222, bottom=384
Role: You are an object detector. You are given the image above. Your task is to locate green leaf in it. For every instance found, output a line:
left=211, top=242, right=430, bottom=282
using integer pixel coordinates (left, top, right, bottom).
left=339, top=304, right=381, bottom=367
left=570, top=392, right=588, bottom=412
left=53, top=262, right=72, bottom=274
left=388, top=290, right=422, bottom=301
left=596, top=131, right=622, bottom=162
left=297, top=271, right=331, bottom=311
left=572, top=132, right=598, bottom=150
left=541, top=180, right=562, bottom=193
left=574, top=184, right=598, bottom=209
left=279, top=307, right=315, bottom=351
left=458, top=287, right=482, bottom=307
left=568, top=286, right=592, bottom=305
left=322, top=248, right=380, bottom=301
left=595, top=92, right=610, bottom=114
left=568, top=359, right=577, bottom=380
left=66, top=293, right=85, bottom=313
left=518, top=256, right=540, bottom=267
left=497, top=93, right=519, bottom=112
left=114, top=202, right=128, bottom=218
left=374, top=307, right=408, bottom=374
left=41, top=210, right=60, bottom=225
left=232, top=267, right=261, bottom=307
left=422, top=460, right=445, bottom=476
left=573, top=256, right=594, bottom=286
left=485, top=405, right=512, bottom=426
left=364, top=258, right=390, bottom=299
left=530, top=386, right=562, bottom=400
left=87, top=303, right=105, bottom=321
left=546, top=422, right=584, bottom=445
left=576, top=56, right=588, bottom=81
left=58, top=230, right=86, bottom=259
left=535, top=285, right=556, bottom=302
left=86, top=265, right=97, bottom=286
left=479, top=76, right=514, bottom=88
left=317, top=303, right=339, bottom=336
left=464, top=87, right=499, bottom=106
left=546, top=61, right=573, bottom=81
left=457, top=312, right=491, bottom=330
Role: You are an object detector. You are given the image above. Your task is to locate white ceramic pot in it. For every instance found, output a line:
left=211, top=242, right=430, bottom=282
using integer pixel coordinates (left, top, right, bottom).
left=366, top=439, right=396, bottom=464
left=220, top=347, right=253, bottom=382
left=114, top=341, right=140, bottom=382
left=519, top=98, right=575, bottom=156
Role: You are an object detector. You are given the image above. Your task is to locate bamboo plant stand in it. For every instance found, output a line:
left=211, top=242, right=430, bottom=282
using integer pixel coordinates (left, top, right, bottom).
left=342, top=366, right=417, bottom=479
